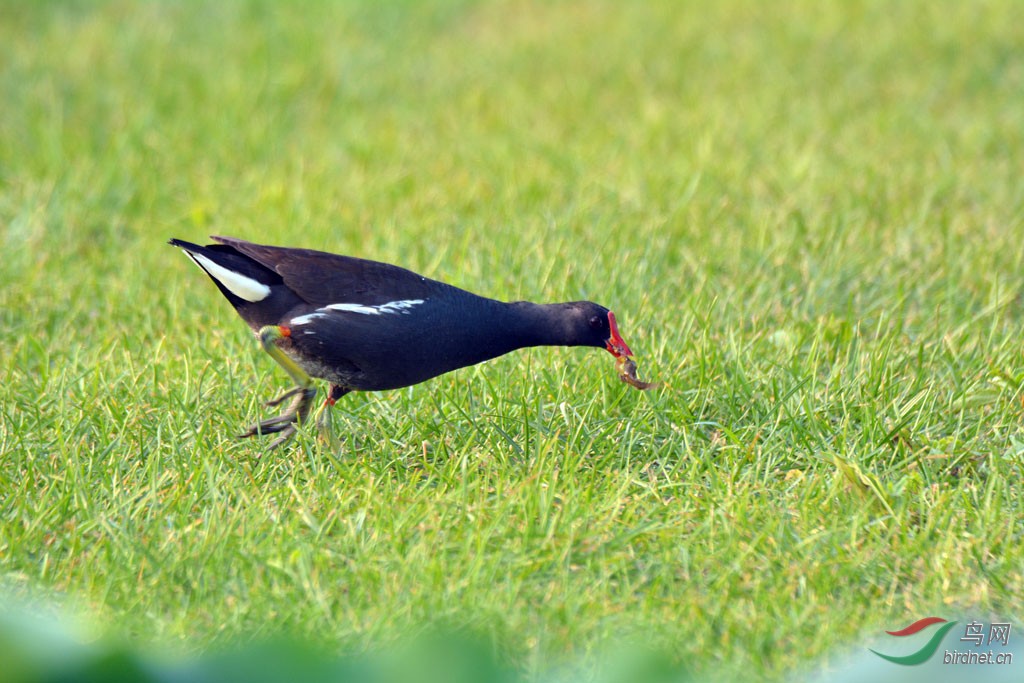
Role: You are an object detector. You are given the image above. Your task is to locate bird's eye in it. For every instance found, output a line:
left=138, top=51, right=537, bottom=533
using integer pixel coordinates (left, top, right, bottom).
left=588, top=315, right=603, bottom=329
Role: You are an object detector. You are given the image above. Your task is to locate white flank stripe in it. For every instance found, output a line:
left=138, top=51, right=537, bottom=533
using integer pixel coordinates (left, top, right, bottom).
left=376, top=299, right=426, bottom=314
left=324, top=299, right=425, bottom=315
left=290, top=312, right=327, bottom=326
left=324, top=303, right=382, bottom=315
left=188, top=252, right=271, bottom=302
left=290, top=299, right=426, bottom=326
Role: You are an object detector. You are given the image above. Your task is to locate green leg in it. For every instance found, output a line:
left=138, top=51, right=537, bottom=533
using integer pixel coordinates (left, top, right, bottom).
left=257, top=325, right=312, bottom=388
left=316, top=384, right=351, bottom=451
left=239, top=325, right=317, bottom=449
left=313, top=399, right=339, bottom=451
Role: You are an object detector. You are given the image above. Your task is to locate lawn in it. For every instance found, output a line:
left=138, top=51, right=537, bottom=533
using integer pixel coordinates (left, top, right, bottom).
left=1, top=1, right=1022, bottom=680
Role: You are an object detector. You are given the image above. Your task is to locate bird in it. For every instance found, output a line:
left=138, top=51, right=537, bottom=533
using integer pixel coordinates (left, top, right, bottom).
left=169, top=235, right=636, bottom=448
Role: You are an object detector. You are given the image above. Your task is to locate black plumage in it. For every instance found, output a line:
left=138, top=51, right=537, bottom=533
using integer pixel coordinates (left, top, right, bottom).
left=170, top=236, right=634, bottom=445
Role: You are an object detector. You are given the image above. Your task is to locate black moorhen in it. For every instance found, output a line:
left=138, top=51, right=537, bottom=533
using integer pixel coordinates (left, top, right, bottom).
left=170, top=236, right=636, bottom=447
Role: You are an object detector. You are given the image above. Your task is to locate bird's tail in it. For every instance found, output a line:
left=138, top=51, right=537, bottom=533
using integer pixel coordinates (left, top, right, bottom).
left=169, top=237, right=283, bottom=306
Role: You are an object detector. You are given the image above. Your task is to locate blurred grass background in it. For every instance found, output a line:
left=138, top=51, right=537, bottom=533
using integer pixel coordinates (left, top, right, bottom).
left=1, top=1, right=1022, bottom=680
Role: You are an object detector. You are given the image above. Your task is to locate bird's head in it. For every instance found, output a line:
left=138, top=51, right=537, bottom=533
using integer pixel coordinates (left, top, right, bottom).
left=565, top=302, right=634, bottom=359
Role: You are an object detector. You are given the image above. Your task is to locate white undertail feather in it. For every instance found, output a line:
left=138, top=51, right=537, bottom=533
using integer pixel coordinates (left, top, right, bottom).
left=185, top=251, right=272, bottom=302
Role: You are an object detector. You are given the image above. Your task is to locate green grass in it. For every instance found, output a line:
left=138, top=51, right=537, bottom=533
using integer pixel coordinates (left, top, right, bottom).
left=1, top=0, right=1022, bottom=680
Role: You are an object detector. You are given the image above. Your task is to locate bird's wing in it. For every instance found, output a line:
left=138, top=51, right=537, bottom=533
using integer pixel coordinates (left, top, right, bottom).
left=211, top=235, right=436, bottom=306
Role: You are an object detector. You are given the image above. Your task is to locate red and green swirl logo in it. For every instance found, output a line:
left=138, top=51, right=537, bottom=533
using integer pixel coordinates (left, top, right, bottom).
left=870, top=617, right=959, bottom=665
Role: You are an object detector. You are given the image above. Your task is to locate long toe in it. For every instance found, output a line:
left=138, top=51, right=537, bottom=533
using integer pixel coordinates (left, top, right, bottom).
left=266, top=425, right=299, bottom=450
left=238, top=415, right=294, bottom=438
left=237, top=423, right=300, bottom=449
left=264, top=386, right=307, bottom=408
left=238, top=386, right=318, bottom=446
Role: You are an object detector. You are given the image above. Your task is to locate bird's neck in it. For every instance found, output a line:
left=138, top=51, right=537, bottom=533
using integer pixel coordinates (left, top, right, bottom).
left=502, top=301, right=581, bottom=349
